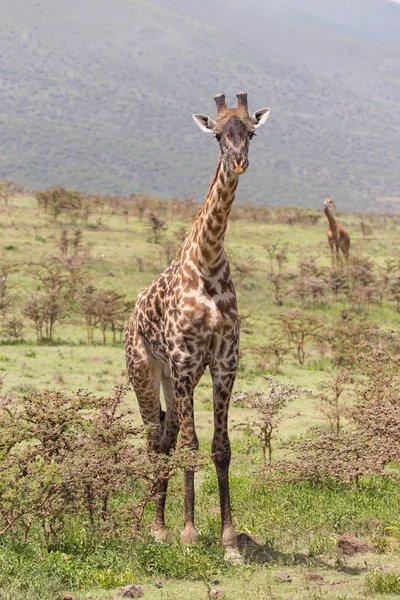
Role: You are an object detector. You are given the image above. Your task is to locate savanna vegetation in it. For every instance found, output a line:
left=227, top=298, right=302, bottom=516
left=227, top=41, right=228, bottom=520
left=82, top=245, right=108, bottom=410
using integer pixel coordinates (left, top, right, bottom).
left=1, top=188, right=400, bottom=599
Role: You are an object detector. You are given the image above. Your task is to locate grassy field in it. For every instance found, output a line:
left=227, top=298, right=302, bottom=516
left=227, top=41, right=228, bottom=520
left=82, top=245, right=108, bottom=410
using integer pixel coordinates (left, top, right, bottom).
left=1, top=194, right=400, bottom=599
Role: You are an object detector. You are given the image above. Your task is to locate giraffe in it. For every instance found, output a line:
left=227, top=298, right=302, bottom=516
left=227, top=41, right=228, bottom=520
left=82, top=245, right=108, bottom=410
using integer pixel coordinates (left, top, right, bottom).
left=125, top=93, right=270, bottom=556
left=324, top=196, right=350, bottom=266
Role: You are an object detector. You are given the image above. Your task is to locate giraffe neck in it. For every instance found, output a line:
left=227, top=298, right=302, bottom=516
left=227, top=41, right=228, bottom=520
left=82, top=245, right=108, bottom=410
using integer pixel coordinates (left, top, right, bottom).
left=185, top=158, right=239, bottom=270
left=325, top=205, right=338, bottom=234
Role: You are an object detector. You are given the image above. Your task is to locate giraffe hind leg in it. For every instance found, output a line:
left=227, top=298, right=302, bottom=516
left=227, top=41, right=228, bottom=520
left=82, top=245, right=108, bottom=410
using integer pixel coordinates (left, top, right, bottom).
left=126, top=334, right=170, bottom=540
left=148, top=371, right=180, bottom=540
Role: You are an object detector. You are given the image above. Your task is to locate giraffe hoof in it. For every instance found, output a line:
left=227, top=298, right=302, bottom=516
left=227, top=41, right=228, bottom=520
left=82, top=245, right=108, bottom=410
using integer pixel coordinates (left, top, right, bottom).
left=180, top=525, right=198, bottom=546
left=151, top=522, right=168, bottom=542
left=221, top=526, right=237, bottom=550
left=224, top=547, right=242, bottom=564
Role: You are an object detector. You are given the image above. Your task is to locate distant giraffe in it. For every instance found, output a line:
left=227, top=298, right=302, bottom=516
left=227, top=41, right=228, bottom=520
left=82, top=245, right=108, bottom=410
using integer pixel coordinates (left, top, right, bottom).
left=125, top=93, right=270, bottom=557
left=324, top=196, right=350, bottom=265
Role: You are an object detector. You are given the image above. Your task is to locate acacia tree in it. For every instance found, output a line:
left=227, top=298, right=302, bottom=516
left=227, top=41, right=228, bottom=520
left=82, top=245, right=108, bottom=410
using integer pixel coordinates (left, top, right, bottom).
left=250, top=336, right=289, bottom=374
left=95, top=290, right=126, bottom=344
left=276, top=308, right=324, bottom=364
left=233, top=376, right=305, bottom=466
left=59, top=230, right=69, bottom=255
left=148, top=212, right=167, bottom=244
left=264, top=243, right=288, bottom=276
left=36, top=187, right=88, bottom=222
left=23, top=294, right=46, bottom=341
left=274, top=342, right=400, bottom=488
left=328, top=310, right=377, bottom=367
left=317, top=368, right=351, bottom=434
left=0, top=378, right=204, bottom=544
left=79, top=284, right=97, bottom=343
left=230, top=253, right=258, bottom=287
left=24, top=258, right=70, bottom=341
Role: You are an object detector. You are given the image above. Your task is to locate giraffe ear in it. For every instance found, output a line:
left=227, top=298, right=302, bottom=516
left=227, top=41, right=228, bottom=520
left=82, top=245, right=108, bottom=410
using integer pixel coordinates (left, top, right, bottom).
left=251, top=108, right=271, bottom=128
left=192, top=114, right=217, bottom=134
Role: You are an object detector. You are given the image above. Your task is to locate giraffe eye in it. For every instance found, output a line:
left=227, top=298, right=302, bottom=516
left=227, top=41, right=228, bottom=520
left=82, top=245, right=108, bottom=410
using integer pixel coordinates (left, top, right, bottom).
left=214, top=133, right=221, bottom=142
left=249, top=131, right=256, bottom=140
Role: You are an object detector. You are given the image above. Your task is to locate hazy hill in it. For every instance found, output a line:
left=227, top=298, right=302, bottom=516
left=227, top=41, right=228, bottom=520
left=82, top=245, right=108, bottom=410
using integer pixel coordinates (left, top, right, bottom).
left=0, top=0, right=400, bottom=211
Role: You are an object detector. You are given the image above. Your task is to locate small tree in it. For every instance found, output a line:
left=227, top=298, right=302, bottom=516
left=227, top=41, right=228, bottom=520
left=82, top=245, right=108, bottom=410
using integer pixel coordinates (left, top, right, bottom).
left=148, top=212, right=167, bottom=244
left=250, top=337, right=289, bottom=374
left=3, top=317, right=24, bottom=341
left=264, top=243, right=288, bottom=276
left=72, top=229, right=83, bottom=252
left=134, top=195, right=150, bottom=221
left=23, top=294, right=46, bottom=341
left=233, top=376, right=305, bottom=466
left=317, top=368, right=351, bottom=434
left=161, top=240, right=180, bottom=266
left=78, top=284, right=97, bottom=343
left=0, top=378, right=204, bottom=545
left=24, top=257, right=72, bottom=341
left=273, top=342, right=400, bottom=488
left=276, top=308, right=324, bottom=365
left=230, top=253, right=258, bottom=286
left=93, top=289, right=126, bottom=345
left=328, top=310, right=377, bottom=367
left=36, top=186, right=88, bottom=222
left=59, top=229, right=69, bottom=255
left=0, top=257, right=18, bottom=332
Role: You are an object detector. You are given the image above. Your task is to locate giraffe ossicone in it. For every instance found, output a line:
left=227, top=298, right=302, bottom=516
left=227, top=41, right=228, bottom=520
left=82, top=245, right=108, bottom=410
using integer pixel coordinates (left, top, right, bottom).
left=125, top=93, right=271, bottom=555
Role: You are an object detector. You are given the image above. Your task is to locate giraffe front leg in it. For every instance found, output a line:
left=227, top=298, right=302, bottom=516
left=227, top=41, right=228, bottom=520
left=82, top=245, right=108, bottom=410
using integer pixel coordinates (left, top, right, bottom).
left=170, top=361, right=203, bottom=546
left=210, top=365, right=238, bottom=557
left=179, top=393, right=199, bottom=546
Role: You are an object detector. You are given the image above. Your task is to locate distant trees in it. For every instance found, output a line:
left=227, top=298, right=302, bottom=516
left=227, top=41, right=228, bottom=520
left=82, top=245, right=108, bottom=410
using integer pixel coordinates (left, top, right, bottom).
left=6, top=221, right=133, bottom=344
left=79, top=287, right=133, bottom=344
left=36, top=186, right=89, bottom=222
left=148, top=212, right=167, bottom=244
left=4, top=186, right=400, bottom=361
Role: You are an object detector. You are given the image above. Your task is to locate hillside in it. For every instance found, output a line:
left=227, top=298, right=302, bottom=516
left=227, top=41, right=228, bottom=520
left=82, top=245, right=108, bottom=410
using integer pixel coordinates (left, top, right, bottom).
left=0, top=0, right=400, bottom=211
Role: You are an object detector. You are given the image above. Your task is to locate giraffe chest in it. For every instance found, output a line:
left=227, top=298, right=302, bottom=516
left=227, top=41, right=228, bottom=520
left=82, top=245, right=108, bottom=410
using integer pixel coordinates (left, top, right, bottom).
left=164, top=276, right=239, bottom=361
left=134, top=267, right=239, bottom=366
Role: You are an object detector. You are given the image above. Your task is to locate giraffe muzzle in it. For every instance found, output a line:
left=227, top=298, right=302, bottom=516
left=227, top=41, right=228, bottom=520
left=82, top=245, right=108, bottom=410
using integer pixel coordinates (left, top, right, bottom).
left=232, top=156, right=247, bottom=175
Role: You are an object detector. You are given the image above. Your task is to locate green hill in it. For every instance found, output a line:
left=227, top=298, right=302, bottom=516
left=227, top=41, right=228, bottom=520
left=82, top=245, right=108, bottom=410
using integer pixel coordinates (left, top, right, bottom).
left=1, top=0, right=400, bottom=211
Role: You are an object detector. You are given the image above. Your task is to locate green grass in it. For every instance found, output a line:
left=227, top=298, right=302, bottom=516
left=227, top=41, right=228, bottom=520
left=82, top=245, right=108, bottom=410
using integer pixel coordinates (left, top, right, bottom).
left=366, top=571, right=400, bottom=595
left=1, top=476, right=400, bottom=598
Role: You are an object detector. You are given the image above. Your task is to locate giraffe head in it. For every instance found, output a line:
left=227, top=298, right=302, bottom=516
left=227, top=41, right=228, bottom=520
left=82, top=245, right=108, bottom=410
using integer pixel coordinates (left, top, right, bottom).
left=324, top=195, right=337, bottom=210
left=192, top=93, right=270, bottom=176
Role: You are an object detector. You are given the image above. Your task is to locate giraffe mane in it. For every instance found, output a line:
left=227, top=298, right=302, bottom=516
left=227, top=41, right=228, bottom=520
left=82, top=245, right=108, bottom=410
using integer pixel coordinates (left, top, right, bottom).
left=206, top=158, right=223, bottom=200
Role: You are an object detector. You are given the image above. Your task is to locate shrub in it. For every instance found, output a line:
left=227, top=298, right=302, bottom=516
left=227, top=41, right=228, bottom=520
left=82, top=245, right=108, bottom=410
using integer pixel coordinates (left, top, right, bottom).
left=273, top=342, right=400, bottom=487
left=233, top=376, right=307, bottom=466
left=0, top=378, right=203, bottom=546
